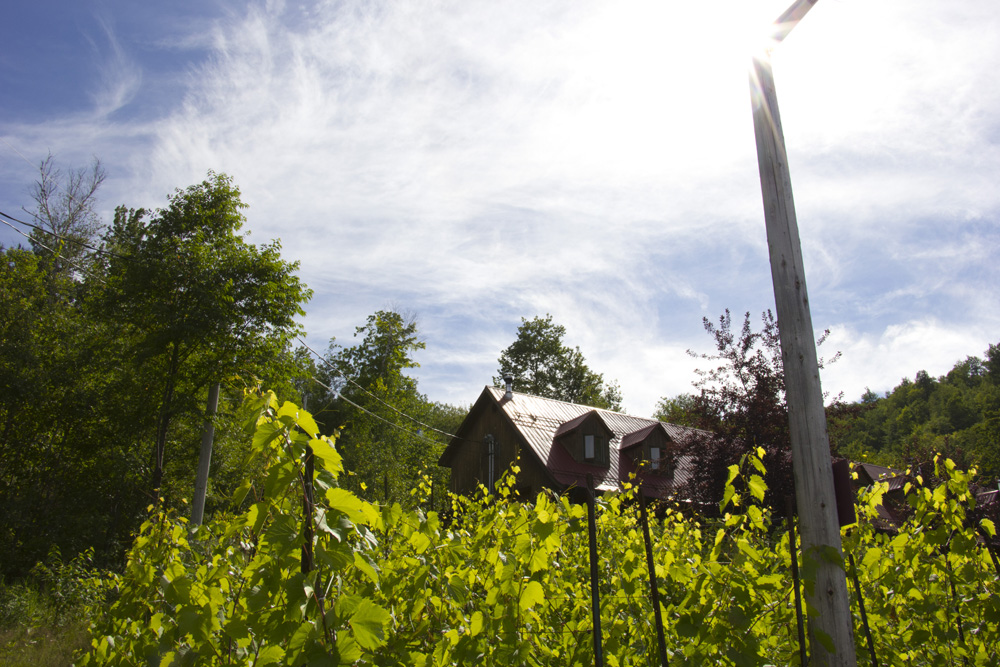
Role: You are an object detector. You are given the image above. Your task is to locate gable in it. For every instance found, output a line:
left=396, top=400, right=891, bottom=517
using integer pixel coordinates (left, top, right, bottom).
left=553, top=410, right=615, bottom=466
left=439, top=386, right=711, bottom=498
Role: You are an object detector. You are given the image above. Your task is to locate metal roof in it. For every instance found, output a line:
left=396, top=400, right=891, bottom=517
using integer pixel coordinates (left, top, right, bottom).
left=486, top=386, right=706, bottom=497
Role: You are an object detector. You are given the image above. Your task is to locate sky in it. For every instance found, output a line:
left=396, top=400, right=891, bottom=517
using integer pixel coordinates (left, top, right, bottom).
left=2, top=0, right=999, bottom=417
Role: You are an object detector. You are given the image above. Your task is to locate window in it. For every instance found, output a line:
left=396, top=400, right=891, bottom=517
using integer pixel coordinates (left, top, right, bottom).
left=650, top=446, right=660, bottom=470
left=584, top=434, right=595, bottom=460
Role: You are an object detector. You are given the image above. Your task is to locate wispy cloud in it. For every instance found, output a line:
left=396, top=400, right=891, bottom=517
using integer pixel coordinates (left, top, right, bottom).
left=1, top=0, right=998, bottom=415
left=88, top=12, right=143, bottom=117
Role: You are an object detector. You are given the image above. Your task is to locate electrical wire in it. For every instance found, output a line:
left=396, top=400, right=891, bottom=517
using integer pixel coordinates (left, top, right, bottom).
left=0, top=215, right=106, bottom=285
left=0, top=137, right=36, bottom=170
left=309, top=375, right=456, bottom=450
left=297, top=335, right=470, bottom=443
left=0, top=208, right=125, bottom=259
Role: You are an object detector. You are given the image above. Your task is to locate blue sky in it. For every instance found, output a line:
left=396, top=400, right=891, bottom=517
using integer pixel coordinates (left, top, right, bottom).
left=2, top=0, right=999, bottom=416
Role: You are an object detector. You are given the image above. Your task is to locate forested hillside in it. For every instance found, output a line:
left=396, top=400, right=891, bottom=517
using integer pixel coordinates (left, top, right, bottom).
left=829, top=345, right=1000, bottom=481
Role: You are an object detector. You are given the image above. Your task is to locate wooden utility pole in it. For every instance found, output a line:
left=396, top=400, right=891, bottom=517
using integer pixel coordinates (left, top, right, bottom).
left=749, top=1, right=857, bottom=665
left=191, top=382, right=221, bottom=526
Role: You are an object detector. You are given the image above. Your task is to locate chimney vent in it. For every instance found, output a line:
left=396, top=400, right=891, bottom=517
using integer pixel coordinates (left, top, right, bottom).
left=503, top=374, right=513, bottom=400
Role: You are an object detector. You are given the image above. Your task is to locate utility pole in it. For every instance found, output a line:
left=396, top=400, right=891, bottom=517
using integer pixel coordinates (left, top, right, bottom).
left=192, top=382, right=221, bottom=526
left=749, top=1, right=857, bottom=665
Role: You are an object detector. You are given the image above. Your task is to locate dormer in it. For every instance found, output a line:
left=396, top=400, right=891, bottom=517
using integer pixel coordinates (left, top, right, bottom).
left=621, top=423, right=674, bottom=476
left=554, top=410, right=614, bottom=467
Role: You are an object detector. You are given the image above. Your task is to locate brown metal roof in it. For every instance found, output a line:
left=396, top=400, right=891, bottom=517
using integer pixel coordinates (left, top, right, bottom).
left=486, top=386, right=706, bottom=498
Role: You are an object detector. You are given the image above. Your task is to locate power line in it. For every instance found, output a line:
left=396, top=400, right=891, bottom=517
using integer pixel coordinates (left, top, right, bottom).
left=0, top=208, right=125, bottom=259
left=0, top=137, right=36, bottom=171
left=0, top=216, right=106, bottom=285
left=297, top=336, right=467, bottom=444
left=309, top=375, right=457, bottom=450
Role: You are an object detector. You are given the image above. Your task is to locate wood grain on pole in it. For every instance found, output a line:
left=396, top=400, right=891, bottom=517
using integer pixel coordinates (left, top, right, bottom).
left=750, top=51, right=857, bottom=667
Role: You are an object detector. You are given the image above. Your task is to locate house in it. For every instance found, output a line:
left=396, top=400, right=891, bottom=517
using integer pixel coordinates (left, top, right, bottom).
left=850, top=461, right=1000, bottom=532
left=437, top=382, right=706, bottom=500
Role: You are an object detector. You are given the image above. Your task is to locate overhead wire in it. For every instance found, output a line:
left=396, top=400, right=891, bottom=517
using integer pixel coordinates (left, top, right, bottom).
left=0, top=215, right=107, bottom=285
left=0, top=137, right=36, bottom=170
left=0, top=208, right=126, bottom=259
left=308, top=375, right=459, bottom=450
left=297, top=335, right=470, bottom=444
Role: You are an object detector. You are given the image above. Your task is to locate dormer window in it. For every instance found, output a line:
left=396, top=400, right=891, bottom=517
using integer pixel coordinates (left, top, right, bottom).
left=554, top=411, right=613, bottom=468
left=621, top=423, right=677, bottom=477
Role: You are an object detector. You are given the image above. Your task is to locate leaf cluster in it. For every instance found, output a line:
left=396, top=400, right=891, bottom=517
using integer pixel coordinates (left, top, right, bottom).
left=80, top=397, right=1000, bottom=666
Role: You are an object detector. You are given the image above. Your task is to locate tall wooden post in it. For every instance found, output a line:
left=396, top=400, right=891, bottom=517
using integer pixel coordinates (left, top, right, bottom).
left=749, top=1, right=857, bottom=664
left=191, top=382, right=221, bottom=526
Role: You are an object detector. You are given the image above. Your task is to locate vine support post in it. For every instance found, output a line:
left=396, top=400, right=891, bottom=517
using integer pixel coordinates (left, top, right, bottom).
left=847, top=550, right=879, bottom=667
left=638, top=486, right=669, bottom=667
left=786, top=496, right=807, bottom=666
left=585, top=474, right=604, bottom=667
left=302, top=444, right=315, bottom=575
left=750, top=3, right=857, bottom=663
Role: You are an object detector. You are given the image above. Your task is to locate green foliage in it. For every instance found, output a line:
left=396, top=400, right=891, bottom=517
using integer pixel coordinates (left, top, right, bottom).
left=0, top=550, right=108, bottom=667
left=312, top=310, right=459, bottom=505
left=0, top=172, right=313, bottom=579
left=81, top=397, right=999, bottom=666
left=833, top=342, right=1000, bottom=480
left=80, top=391, right=389, bottom=666
left=495, top=314, right=623, bottom=410
left=99, top=172, right=312, bottom=493
left=653, top=393, right=701, bottom=426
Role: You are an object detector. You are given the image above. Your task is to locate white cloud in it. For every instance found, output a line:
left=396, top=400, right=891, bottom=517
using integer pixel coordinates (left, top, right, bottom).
left=89, top=13, right=143, bottom=117
left=821, top=320, right=997, bottom=402
left=2, top=0, right=999, bottom=420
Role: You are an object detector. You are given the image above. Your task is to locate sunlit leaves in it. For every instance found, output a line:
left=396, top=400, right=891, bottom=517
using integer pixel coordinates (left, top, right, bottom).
left=81, top=401, right=999, bottom=667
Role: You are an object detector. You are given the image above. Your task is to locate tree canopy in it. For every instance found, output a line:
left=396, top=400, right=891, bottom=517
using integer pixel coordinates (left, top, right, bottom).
left=0, top=168, right=314, bottom=577
left=311, top=310, right=462, bottom=503
left=830, top=344, right=1000, bottom=480
left=99, top=172, right=312, bottom=493
left=494, top=314, right=622, bottom=410
left=656, top=310, right=803, bottom=513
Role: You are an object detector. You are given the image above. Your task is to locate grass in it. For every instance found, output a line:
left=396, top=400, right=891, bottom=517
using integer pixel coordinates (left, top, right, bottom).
left=0, top=621, right=92, bottom=667
left=0, top=564, right=104, bottom=667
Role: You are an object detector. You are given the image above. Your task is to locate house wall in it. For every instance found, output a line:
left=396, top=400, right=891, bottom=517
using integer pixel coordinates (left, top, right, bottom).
left=448, top=402, right=550, bottom=497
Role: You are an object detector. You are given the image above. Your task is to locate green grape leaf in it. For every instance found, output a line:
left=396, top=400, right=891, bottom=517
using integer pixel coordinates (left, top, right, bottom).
left=349, top=599, right=391, bottom=650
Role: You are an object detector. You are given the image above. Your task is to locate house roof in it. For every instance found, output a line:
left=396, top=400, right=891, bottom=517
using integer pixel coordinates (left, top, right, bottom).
left=853, top=462, right=906, bottom=492
left=440, top=386, right=709, bottom=498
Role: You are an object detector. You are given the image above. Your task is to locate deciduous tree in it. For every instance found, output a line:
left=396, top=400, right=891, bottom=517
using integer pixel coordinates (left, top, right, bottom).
left=24, top=153, right=106, bottom=274
left=494, top=315, right=623, bottom=410
left=314, top=310, right=453, bottom=502
left=98, top=172, right=311, bottom=494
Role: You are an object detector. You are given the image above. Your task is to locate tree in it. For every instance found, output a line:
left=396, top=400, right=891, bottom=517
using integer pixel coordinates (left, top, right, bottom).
left=653, top=393, right=701, bottom=426
left=313, top=310, right=450, bottom=502
left=0, top=244, right=151, bottom=576
left=24, top=153, right=106, bottom=274
left=98, top=172, right=311, bottom=494
left=830, top=340, right=1000, bottom=481
left=0, top=173, right=313, bottom=576
left=494, top=315, right=623, bottom=410
left=667, top=310, right=798, bottom=513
